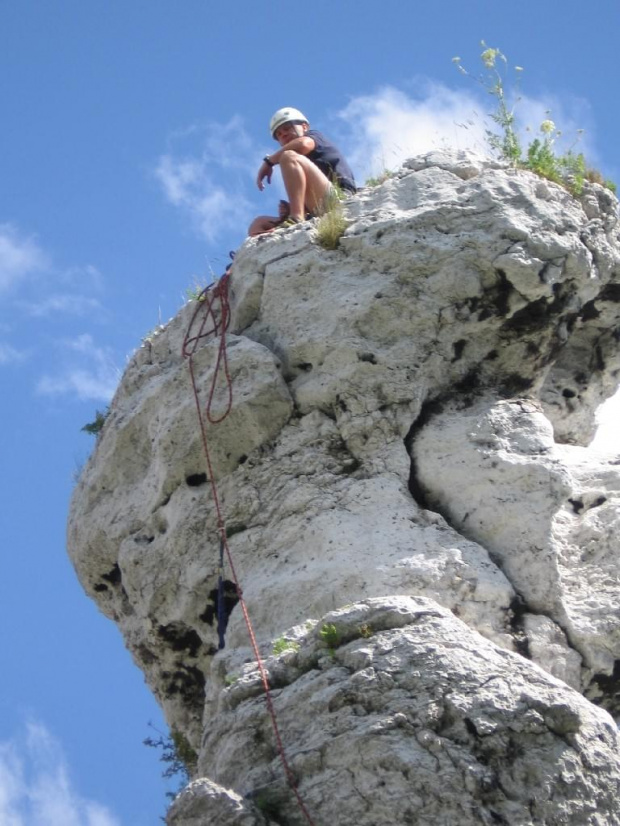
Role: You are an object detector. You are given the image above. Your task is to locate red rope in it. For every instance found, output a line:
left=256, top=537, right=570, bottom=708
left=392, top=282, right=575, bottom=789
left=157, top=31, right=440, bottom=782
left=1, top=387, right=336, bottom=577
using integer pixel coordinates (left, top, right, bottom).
left=182, top=267, right=317, bottom=826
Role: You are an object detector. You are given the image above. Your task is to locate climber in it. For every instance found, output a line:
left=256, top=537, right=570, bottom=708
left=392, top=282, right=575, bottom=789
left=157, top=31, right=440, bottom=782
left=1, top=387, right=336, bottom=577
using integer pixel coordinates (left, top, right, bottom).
left=248, top=107, right=356, bottom=236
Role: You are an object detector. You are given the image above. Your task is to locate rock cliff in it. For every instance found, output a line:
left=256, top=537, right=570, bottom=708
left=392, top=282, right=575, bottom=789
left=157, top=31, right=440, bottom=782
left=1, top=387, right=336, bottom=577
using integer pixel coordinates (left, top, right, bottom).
left=68, top=151, right=620, bottom=825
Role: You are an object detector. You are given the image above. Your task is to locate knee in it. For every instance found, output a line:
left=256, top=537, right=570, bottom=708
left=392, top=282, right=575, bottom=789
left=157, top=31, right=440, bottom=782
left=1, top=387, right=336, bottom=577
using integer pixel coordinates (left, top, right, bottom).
left=279, top=149, right=302, bottom=167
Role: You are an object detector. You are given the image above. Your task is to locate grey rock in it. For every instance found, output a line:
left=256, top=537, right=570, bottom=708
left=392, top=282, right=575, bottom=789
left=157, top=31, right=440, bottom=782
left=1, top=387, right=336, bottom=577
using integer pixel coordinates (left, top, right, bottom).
left=67, top=151, right=620, bottom=824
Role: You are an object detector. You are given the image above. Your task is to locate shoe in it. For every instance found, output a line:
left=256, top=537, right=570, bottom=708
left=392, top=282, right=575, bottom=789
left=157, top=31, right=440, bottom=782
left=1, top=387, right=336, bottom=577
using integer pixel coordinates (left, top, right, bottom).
left=279, top=217, right=301, bottom=229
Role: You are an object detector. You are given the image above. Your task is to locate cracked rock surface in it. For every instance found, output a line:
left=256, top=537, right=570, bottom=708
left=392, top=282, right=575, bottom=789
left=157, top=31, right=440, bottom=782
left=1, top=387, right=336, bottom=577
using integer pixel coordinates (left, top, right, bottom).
left=193, top=598, right=620, bottom=826
left=67, top=151, right=620, bottom=824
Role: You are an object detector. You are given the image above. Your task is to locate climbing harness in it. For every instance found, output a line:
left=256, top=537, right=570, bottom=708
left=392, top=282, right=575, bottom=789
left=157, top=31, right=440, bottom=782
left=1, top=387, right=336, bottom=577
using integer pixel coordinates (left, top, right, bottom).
left=182, top=254, right=317, bottom=826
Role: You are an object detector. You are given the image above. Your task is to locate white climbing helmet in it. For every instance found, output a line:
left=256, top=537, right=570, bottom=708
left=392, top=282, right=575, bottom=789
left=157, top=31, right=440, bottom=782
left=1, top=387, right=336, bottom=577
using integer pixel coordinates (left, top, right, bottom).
left=269, top=107, right=309, bottom=139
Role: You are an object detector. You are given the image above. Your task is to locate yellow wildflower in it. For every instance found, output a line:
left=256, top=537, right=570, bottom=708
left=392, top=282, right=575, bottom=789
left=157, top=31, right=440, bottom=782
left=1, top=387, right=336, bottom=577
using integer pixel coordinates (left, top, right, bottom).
left=481, top=48, right=498, bottom=68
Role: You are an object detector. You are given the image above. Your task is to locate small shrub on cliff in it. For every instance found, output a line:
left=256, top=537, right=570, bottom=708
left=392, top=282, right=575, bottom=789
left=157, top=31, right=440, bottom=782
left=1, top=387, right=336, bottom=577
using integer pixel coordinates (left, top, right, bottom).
left=81, top=407, right=109, bottom=437
left=144, top=724, right=197, bottom=803
left=315, top=186, right=348, bottom=250
left=453, top=43, right=616, bottom=196
left=319, top=622, right=341, bottom=650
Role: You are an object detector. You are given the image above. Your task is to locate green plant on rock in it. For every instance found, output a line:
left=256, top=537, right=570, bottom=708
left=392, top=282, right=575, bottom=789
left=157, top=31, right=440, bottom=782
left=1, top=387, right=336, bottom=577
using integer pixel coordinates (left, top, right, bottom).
left=584, top=167, right=617, bottom=193
left=184, top=276, right=210, bottom=303
left=319, top=622, right=341, bottom=651
left=272, top=637, right=300, bottom=655
left=365, top=169, right=394, bottom=187
left=453, top=43, right=616, bottom=196
left=315, top=187, right=348, bottom=250
left=81, top=407, right=109, bottom=437
left=358, top=623, right=373, bottom=639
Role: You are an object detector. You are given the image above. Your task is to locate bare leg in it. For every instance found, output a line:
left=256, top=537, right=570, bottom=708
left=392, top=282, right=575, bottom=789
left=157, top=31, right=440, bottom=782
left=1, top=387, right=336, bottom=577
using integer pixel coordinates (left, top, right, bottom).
left=279, top=150, right=331, bottom=220
left=247, top=215, right=281, bottom=236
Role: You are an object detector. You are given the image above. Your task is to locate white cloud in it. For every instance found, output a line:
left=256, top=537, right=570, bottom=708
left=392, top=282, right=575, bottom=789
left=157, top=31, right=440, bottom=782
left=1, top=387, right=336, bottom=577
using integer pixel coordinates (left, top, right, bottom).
left=0, top=343, right=26, bottom=365
left=337, top=81, right=600, bottom=184
left=155, top=116, right=258, bottom=242
left=0, top=224, right=48, bottom=292
left=0, top=225, right=105, bottom=326
left=22, top=294, right=102, bottom=318
left=338, top=83, right=487, bottom=182
left=59, top=264, right=104, bottom=292
left=0, top=722, right=121, bottom=826
left=36, top=334, right=120, bottom=401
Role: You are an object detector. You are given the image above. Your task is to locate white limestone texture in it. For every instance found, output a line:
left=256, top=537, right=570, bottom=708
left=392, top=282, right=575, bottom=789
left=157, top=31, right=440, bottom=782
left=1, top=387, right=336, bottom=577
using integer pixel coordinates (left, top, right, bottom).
left=67, top=151, right=620, bottom=824
left=412, top=396, right=620, bottom=685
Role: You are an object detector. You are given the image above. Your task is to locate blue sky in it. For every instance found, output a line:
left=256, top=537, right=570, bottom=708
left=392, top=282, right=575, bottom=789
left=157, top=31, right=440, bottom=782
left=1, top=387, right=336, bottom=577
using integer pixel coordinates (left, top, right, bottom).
left=1, top=2, right=618, bottom=823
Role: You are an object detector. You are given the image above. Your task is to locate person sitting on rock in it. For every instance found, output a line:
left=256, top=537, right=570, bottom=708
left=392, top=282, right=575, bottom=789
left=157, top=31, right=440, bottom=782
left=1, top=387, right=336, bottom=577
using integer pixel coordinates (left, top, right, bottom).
left=248, top=107, right=356, bottom=236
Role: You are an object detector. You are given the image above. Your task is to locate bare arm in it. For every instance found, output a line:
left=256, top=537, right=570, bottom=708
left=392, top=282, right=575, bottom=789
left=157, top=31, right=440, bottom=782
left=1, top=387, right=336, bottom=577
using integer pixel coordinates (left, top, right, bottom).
left=256, top=135, right=316, bottom=190
left=268, top=135, right=315, bottom=165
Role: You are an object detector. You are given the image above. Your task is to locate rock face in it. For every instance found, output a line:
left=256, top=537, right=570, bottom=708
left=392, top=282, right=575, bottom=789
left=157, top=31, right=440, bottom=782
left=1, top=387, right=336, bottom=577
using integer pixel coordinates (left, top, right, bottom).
left=68, top=151, right=620, bottom=825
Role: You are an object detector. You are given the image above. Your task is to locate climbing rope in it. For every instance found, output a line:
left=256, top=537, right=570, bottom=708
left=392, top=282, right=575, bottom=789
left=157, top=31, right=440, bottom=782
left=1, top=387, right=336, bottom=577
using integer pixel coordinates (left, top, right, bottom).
left=216, top=536, right=226, bottom=651
left=182, top=259, right=317, bottom=826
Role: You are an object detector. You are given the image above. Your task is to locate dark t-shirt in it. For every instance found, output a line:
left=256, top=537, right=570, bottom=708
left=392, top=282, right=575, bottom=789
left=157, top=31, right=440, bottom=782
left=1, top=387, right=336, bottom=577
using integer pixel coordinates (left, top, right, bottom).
left=306, top=130, right=356, bottom=192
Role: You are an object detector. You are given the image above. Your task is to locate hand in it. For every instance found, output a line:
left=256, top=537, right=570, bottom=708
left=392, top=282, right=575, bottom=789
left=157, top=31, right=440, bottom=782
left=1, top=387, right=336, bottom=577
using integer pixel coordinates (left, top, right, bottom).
left=256, top=161, right=273, bottom=191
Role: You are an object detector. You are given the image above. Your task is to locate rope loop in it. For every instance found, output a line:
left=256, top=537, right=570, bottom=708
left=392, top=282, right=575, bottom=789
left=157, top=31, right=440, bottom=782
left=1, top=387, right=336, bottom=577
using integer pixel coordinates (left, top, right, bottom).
left=182, top=258, right=317, bottom=826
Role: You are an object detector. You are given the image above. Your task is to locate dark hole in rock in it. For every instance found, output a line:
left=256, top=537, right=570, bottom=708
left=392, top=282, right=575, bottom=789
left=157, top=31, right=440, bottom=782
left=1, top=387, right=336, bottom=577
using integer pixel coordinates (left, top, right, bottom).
left=341, top=458, right=361, bottom=475
left=500, top=374, right=534, bottom=396
left=589, top=660, right=620, bottom=717
left=503, top=297, right=550, bottom=333
left=600, top=283, right=620, bottom=302
left=580, top=300, right=600, bottom=321
left=358, top=352, right=378, bottom=364
left=186, top=473, right=207, bottom=487
left=493, top=270, right=512, bottom=317
left=568, top=498, right=584, bottom=514
left=451, top=340, right=467, bottom=362
left=562, top=388, right=576, bottom=398
left=101, top=564, right=121, bottom=586
left=509, top=594, right=531, bottom=659
left=226, top=523, right=247, bottom=539
left=162, top=665, right=205, bottom=705
left=158, top=623, right=203, bottom=657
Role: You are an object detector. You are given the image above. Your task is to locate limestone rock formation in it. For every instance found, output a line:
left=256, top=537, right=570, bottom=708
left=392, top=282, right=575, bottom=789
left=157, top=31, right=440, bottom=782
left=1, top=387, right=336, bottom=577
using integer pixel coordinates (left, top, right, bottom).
left=68, top=151, right=620, bottom=825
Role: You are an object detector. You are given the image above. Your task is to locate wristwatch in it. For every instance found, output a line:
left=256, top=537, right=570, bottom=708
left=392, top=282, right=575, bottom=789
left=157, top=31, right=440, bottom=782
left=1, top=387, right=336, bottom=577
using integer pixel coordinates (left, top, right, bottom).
left=263, top=155, right=274, bottom=167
